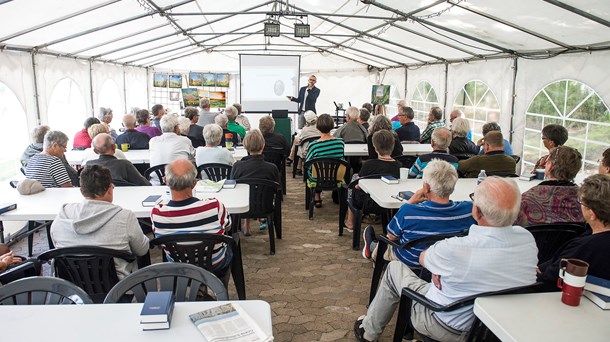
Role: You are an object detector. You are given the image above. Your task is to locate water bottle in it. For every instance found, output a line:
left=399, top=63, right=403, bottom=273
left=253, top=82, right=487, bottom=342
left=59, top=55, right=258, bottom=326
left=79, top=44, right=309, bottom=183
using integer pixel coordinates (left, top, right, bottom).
left=477, top=169, right=487, bottom=185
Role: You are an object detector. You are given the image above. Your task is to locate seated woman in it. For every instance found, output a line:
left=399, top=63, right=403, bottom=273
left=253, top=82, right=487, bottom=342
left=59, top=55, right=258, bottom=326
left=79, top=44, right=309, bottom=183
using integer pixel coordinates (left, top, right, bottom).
left=448, top=117, right=477, bottom=159
left=259, top=116, right=290, bottom=156
left=537, top=174, right=610, bottom=289
left=366, top=115, right=403, bottom=159
left=345, top=130, right=402, bottom=229
left=515, top=146, right=584, bottom=227
left=195, top=124, right=235, bottom=179
left=230, top=130, right=280, bottom=236
left=287, top=111, right=321, bottom=174
left=82, top=123, right=126, bottom=164
left=305, top=114, right=346, bottom=208
left=599, top=147, right=610, bottom=175
left=532, top=124, right=568, bottom=172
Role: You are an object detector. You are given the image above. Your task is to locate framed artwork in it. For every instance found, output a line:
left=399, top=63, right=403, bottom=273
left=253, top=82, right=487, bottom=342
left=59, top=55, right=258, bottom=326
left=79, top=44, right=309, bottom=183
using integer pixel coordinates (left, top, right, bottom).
left=215, top=73, right=230, bottom=87
left=371, top=84, right=391, bottom=105
left=169, top=74, right=183, bottom=88
left=209, top=91, right=226, bottom=108
left=202, top=73, right=216, bottom=86
left=181, top=88, right=200, bottom=107
left=197, top=89, right=210, bottom=99
left=153, top=73, right=168, bottom=88
left=189, top=72, right=203, bottom=87
left=169, top=91, right=180, bottom=101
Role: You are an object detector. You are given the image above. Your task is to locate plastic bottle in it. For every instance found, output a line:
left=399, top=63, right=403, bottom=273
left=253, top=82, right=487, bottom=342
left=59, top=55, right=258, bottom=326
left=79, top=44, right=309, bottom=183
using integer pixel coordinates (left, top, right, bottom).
left=477, top=169, right=487, bottom=185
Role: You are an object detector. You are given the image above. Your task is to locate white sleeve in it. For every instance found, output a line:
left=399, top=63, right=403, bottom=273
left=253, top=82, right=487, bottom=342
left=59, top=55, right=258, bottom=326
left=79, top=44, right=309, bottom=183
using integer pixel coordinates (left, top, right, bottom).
left=423, top=239, right=455, bottom=277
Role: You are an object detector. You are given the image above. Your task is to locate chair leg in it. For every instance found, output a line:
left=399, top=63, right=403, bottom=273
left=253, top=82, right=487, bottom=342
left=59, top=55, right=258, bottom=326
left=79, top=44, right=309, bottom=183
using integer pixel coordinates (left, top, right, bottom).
left=338, top=187, right=347, bottom=235
left=393, top=294, right=414, bottom=342
left=274, top=206, right=282, bottom=240
left=267, top=215, right=276, bottom=255
left=45, top=221, right=54, bottom=250
left=27, top=221, right=35, bottom=257
left=352, top=210, right=363, bottom=250
left=305, top=185, right=310, bottom=210
left=308, top=189, right=315, bottom=220
left=369, top=240, right=389, bottom=304
left=230, top=241, right=247, bottom=300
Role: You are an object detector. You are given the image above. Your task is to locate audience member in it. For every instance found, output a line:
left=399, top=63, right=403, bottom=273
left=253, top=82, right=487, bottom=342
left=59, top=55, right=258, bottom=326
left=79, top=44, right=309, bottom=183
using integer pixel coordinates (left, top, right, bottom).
left=364, top=159, right=475, bottom=264
left=87, top=133, right=150, bottom=186
left=151, top=160, right=232, bottom=273
left=115, top=114, right=150, bottom=149
left=177, top=116, right=192, bottom=136
left=458, top=131, right=516, bottom=178
left=260, top=116, right=290, bottom=156
left=184, top=106, right=204, bottom=148
left=448, top=117, right=477, bottom=158
left=233, top=103, right=251, bottom=131
left=214, top=113, right=239, bottom=148
left=419, top=107, right=445, bottom=144
left=98, top=107, right=117, bottom=139
left=366, top=115, right=402, bottom=159
left=50, top=165, right=149, bottom=278
left=355, top=177, right=537, bottom=342
left=225, top=105, right=246, bottom=140
left=21, top=125, right=50, bottom=166
left=395, top=105, right=420, bottom=142
left=151, top=104, right=165, bottom=130
left=537, top=174, right=610, bottom=290
left=358, top=108, right=371, bottom=130
left=197, top=98, right=218, bottom=127
left=600, top=147, right=610, bottom=175
left=0, top=244, right=23, bottom=273
left=149, top=115, right=195, bottom=184
left=288, top=111, right=321, bottom=175
left=82, top=123, right=126, bottom=165
left=374, top=104, right=386, bottom=117
left=390, top=99, right=407, bottom=123
left=73, top=117, right=100, bottom=150
left=515, top=146, right=583, bottom=226
left=306, top=114, right=345, bottom=208
left=409, top=127, right=458, bottom=178
left=333, top=106, right=368, bottom=143
left=362, top=103, right=374, bottom=116
left=195, top=124, right=235, bottom=177
left=25, top=130, right=73, bottom=188
left=476, top=122, right=513, bottom=155
left=532, top=124, right=568, bottom=172
left=135, top=109, right=162, bottom=138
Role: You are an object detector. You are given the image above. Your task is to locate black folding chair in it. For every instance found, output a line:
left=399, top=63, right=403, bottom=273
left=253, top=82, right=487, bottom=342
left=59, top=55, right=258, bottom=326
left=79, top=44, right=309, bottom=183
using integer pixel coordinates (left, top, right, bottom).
left=0, top=276, right=93, bottom=305
left=303, top=158, right=351, bottom=226
left=525, top=222, right=586, bottom=264
left=197, top=163, right=232, bottom=181
left=145, top=163, right=167, bottom=185
left=0, top=259, right=41, bottom=285
left=263, top=149, right=287, bottom=195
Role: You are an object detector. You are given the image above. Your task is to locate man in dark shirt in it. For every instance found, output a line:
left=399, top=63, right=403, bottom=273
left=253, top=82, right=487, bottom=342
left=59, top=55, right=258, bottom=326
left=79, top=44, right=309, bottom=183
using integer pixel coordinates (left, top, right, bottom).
left=458, top=131, right=516, bottom=178
left=116, top=114, right=150, bottom=150
left=87, top=133, right=151, bottom=186
left=395, top=105, right=420, bottom=142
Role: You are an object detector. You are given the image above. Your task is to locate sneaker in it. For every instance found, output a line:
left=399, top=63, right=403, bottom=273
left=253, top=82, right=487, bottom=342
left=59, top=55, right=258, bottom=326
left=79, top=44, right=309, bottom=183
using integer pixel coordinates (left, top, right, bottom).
left=362, top=226, right=376, bottom=259
left=244, top=231, right=252, bottom=237
left=354, top=315, right=375, bottom=342
left=259, top=221, right=268, bottom=230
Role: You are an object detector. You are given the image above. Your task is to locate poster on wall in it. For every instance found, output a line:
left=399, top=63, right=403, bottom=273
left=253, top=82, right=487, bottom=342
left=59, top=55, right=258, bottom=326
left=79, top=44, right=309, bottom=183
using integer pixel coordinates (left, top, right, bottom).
left=169, top=74, right=183, bottom=88
left=153, top=73, right=168, bottom=87
left=209, top=91, right=226, bottom=108
left=215, top=73, right=230, bottom=87
left=181, top=88, right=200, bottom=107
left=203, top=73, right=216, bottom=86
left=189, top=72, right=203, bottom=86
left=371, top=84, right=391, bottom=105
left=169, top=91, right=180, bottom=101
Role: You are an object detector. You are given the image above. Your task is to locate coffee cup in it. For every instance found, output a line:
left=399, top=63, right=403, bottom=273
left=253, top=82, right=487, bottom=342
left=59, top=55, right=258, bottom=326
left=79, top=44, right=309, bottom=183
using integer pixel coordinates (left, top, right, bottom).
left=120, top=143, right=129, bottom=152
left=557, top=258, right=589, bottom=306
left=399, top=168, right=408, bottom=182
left=535, top=169, right=545, bottom=180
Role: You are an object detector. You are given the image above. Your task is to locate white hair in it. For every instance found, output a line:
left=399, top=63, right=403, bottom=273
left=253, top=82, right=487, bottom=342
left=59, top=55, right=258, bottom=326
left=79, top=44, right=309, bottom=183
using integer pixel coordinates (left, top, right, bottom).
left=451, top=118, right=470, bottom=138
left=214, top=113, right=228, bottom=128
left=431, top=127, right=452, bottom=149
left=346, top=106, right=360, bottom=120
left=160, top=115, right=179, bottom=133
left=225, top=106, right=238, bottom=121
left=422, top=159, right=458, bottom=198
left=474, top=177, right=521, bottom=227
left=43, top=130, right=69, bottom=150
left=203, top=124, right=223, bottom=146
left=177, top=117, right=191, bottom=135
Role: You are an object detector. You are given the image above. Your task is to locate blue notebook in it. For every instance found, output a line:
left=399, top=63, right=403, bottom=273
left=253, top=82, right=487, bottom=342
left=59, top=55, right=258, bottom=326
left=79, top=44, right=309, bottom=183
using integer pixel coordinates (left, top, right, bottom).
left=140, top=291, right=175, bottom=324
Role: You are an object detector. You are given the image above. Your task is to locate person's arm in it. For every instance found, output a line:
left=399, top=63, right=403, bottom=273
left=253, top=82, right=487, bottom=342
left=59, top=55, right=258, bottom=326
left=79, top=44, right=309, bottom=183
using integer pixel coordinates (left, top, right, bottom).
left=217, top=200, right=231, bottom=233
left=52, top=157, right=74, bottom=188
left=126, top=211, right=150, bottom=256
left=420, top=125, right=433, bottom=143
left=408, top=158, right=422, bottom=178
left=406, top=188, right=427, bottom=204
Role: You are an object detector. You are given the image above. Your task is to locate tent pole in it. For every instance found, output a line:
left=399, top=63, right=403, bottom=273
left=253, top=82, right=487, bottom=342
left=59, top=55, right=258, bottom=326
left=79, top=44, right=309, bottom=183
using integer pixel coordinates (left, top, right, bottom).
left=123, top=67, right=127, bottom=115
left=404, top=66, right=408, bottom=101
left=509, top=57, right=518, bottom=144
left=30, top=52, right=41, bottom=124
left=89, top=60, right=95, bottom=116
left=146, top=67, right=150, bottom=110
left=443, top=62, right=449, bottom=120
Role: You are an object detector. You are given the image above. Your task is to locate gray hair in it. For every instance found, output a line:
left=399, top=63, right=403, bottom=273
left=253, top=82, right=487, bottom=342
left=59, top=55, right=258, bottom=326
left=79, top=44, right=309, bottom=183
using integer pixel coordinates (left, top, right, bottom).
left=369, top=114, right=392, bottom=134
left=160, top=115, right=179, bottom=133
left=32, top=125, right=50, bottom=144
left=43, top=130, right=68, bottom=150
left=431, top=127, right=452, bottom=149
left=215, top=113, right=228, bottom=128
left=165, top=161, right=197, bottom=191
left=474, top=177, right=521, bottom=227
left=92, top=133, right=114, bottom=154
left=346, top=106, right=360, bottom=120
left=225, top=106, right=238, bottom=121
left=200, top=98, right=211, bottom=109
left=177, top=117, right=191, bottom=135
left=482, top=122, right=501, bottom=135
left=203, top=124, right=223, bottom=146
left=451, top=118, right=470, bottom=138
left=98, top=107, right=113, bottom=121
left=422, top=159, right=458, bottom=198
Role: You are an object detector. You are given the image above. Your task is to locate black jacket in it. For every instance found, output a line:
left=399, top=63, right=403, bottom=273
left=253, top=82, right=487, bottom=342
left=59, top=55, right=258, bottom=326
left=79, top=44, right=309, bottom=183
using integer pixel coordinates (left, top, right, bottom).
left=449, top=136, right=477, bottom=158
left=291, top=86, right=320, bottom=114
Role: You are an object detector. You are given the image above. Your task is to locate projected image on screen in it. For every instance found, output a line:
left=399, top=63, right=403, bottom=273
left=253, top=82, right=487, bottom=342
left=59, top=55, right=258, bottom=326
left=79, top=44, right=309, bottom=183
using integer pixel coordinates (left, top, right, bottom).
left=240, top=54, right=300, bottom=113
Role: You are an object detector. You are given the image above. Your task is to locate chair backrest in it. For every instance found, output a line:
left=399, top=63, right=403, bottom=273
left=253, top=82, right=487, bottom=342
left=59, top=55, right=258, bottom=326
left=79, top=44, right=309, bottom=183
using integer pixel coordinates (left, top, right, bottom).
left=0, top=259, right=41, bottom=285
left=103, top=263, right=228, bottom=303
left=525, top=222, right=586, bottom=264
left=235, top=178, right=281, bottom=218
left=392, top=155, right=417, bottom=168
left=262, top=149, right=285, bottom=169
left=0, top=276, right=93, bottom=305
left=304, top=158, right=351, bottom=190
left=38, top=246, right=136, bottom=303
left=197, top=163, right=232, bottom=181
left=511, top=155, right=521, bottom=164
left=484, top=171, right=519, bottom=177
left=145, top=164, right=167, bottom=185
left=149, top=234, right=235, bottom=273
left=453, top=153, right=474, bottom=161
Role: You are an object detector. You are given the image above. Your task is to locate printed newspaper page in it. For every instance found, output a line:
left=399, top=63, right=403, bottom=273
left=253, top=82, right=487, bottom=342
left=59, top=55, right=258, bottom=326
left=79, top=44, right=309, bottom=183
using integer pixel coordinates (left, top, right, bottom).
left=189, top=303, right=272, bottom=342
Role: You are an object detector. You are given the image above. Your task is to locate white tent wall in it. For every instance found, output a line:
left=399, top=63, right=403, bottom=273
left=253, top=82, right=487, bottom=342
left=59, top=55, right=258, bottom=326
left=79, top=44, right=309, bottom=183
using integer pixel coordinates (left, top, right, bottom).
left=405, top=62, right=447, bottom=111
left=92, top=62, right=127, bottom=116
left=124, top=66, right=149, bottom=111
left=0, top=51, right=37, bottom=132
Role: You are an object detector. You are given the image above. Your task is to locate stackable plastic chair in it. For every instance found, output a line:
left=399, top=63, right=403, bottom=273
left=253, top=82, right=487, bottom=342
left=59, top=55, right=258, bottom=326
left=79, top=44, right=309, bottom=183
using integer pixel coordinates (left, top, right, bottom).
left=0, top=276, right=93, bottom=305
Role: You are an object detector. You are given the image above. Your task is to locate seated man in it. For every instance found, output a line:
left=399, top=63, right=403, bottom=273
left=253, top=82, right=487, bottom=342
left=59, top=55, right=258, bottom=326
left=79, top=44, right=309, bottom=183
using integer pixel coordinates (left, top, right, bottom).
left=149, top=115, right=195, bottom=184
left=151, top=160, right=232, bottom=271
left=21, top=125, right=50, bottom=167
left=233, top=103, right=251, bottom=132
left=419, top=107, right=445, bottom=144
left=364, top=159, right=475, bottom=265
left=458, top=131, right=516, bottom=178
left=409, top=127, right=458, bottom=178
left=115, top=114, right=150, bottom=149
left=475, top=122, right=513, bottom=155
left=87, top=133, right=151, bottom=186
left=25, top=130, right=73, bottom=188
left=395, top=105, right=420, bottom=142
left=355, top=177, right=538, bottom=342
left=50, top=165, right=150, bottom=278
left=358, top=108, right=371, bottom=130
left=333, top=106, right=368, bottom=143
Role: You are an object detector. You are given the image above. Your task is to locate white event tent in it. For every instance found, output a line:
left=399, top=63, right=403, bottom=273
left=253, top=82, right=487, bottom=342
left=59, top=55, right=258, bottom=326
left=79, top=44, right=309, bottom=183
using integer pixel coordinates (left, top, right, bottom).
left=0, top=0, right=609, bottom=178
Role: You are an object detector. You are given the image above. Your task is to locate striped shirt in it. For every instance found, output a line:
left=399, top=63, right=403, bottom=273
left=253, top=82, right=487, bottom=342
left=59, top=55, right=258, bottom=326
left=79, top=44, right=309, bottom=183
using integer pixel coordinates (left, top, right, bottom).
left=419, top=120, right=445, bottom=144
left=387, top=200, right=475, bottom=267
left=409, top=151, right=459, bottom=178
left=305, top=138, right=345, bottom=182
left=151, top=197, right=231, bottom=266
left=25, top=153, right=71, bottom=188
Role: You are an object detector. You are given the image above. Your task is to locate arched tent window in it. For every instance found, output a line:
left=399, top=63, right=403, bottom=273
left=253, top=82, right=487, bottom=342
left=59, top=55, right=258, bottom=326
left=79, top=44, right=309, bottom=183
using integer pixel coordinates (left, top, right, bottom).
left=523, top=79, right=610, bottom=174
left=0, top=82, right=29, bottom=181
left=127, top=80, right=147, bottom=112
left=98, top=79, right=122, bottom=132
left=48, top=78, right=87, bottom=149
left=411, top=80, right=439, bottom=131
left=453, top=80, right=500, bottom=142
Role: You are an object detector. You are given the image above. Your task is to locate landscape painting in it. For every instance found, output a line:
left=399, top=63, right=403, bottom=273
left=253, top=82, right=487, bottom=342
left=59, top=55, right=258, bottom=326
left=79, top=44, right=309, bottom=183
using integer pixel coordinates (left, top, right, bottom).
left=203, top=73, right=216, bottom=86
left=215, top=73, right=230, bottom=87
left=189, top=72, right=203, bottom=86
left=153, top=73, right=168, bottom=87
left=209, top=91, right=226, bottom=108
left=181, top=88, right=200, bottom=106
left=169, top=74, right=183, bottom=88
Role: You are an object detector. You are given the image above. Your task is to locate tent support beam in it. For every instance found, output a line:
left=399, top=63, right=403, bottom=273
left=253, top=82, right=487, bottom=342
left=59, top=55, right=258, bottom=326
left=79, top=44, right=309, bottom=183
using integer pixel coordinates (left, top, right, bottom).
left=122, top=67, right=127, bottom=114
left=390, top=23, right=481, bottom=57
left=89, top=60, right=95, bottom=115
left=30, top=52, right=41, bottom=123
left=171, top=11, right=398, bottom=20
left=280, top=35, right=371, bottom=68
left=443, top=62, right=449, bottom=118
left=509, top=57, right=518, bottom=144
left=188, top=32, right=359, bottom=38
left=543, top=0, right=610, bottom=29
left=69, top=23, right=171, bottom=56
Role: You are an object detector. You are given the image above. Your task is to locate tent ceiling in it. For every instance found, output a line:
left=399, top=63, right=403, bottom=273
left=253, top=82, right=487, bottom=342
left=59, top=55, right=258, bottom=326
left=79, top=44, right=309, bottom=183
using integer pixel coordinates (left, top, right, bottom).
left=1, top=0, right=610, bottom=69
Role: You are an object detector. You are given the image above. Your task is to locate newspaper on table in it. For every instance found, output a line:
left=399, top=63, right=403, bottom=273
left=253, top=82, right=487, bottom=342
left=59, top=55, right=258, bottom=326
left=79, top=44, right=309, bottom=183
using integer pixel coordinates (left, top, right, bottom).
left=189, top=303, right=273, bottom=342
left=195, top=179, right=225, bottom=193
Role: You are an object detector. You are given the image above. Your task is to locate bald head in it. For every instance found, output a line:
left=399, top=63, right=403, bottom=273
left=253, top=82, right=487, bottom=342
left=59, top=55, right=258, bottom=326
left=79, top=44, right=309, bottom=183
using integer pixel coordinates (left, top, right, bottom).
left=450, top=109, right=463, bottom=123
left=92, top=133, right=115, bottom=155
left=165, top=159, right=197, bottom=191
left=474, top=177, right=521, bottom=227
left=122, top=114, right=137, bottom=129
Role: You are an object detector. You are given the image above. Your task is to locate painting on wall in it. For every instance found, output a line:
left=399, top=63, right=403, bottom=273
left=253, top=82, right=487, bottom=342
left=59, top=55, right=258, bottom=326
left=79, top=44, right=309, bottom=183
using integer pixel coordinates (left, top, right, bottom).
left=197, top=89, right=210, bottom=99
left=188, top=72, right=203, bottom=87
left=209, top=91, right=226, bottom=108
left=371, top=84, right=391, bottom=105
left=169, top=74, right=183, bottom=88
left=153, top=73, right=168, bottom=87
left=202, top=73, right=216, bottom=86
left=181, top=88, right=200, bottom=107
left=215, top=73, right=230, bottom=87
left=169, top=91, right=180, bottom=101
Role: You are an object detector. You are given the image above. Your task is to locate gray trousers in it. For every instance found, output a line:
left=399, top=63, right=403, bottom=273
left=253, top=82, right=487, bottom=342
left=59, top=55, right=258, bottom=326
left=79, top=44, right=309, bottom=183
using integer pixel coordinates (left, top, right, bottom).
left=363, top=261, right=467, bottom=341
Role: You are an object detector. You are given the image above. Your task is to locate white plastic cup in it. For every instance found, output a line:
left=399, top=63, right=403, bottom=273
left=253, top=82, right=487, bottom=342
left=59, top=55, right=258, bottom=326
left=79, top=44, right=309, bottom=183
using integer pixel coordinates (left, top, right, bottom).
left=400, top=168, right=408, bottom=182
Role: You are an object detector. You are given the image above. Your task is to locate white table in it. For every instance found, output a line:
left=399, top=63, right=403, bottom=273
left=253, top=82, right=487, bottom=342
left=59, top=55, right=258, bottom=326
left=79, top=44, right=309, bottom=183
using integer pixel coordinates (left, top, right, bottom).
left=0, top=300, right=273, bottom=342
left=343, top=143, right=432, bottom=157
left=65, top=148, right=248, bottom=166
left=359, top=178, right=541, bottom=209
left=474, top=292, right=610, bottom=342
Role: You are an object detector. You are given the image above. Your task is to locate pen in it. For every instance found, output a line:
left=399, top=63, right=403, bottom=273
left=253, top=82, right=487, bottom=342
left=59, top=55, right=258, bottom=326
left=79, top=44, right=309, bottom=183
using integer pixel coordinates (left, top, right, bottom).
left=390, top=195, right=404, bottom=202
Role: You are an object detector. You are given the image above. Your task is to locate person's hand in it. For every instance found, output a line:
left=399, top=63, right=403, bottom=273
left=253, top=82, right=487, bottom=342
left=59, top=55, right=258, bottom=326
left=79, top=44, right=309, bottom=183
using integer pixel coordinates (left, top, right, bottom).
left=476, top=138, right=484, bottom=147
left=0, top=251, right=20, bottom=270
left=432, top=274, right=442, bottom=290
left=407, top=188, right=427, bottom=204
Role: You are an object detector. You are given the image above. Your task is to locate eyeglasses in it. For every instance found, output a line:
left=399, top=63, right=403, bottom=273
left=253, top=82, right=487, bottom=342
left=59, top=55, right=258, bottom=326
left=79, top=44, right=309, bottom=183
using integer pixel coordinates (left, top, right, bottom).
left=469, top=193, right=475, bottom=201
left=576, top=198, right=587, bottom=208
